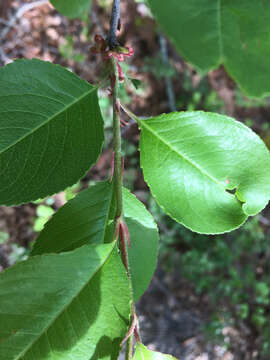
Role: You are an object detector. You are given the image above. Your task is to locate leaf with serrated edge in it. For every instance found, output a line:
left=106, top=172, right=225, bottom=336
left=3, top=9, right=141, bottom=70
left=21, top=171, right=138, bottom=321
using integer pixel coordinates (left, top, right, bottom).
left=123, top=188, right=159, bottom=302
left=0, top=59, right=103, bottom=206
left=0, top=243, right=130, bottom=360
left=50, top=0, right=92, bottom=18
left=147, top=0, right=270, bottom=97
left=139, top=111, right=270, bottom=234
left=133, top=343, right=177, bottom=360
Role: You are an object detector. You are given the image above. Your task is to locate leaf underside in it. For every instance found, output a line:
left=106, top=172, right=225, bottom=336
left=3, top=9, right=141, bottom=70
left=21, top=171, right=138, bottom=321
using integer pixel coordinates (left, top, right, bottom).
left=139, top=111, right=270, bottom=234
left=50, top=0, right=92, bottom=18
left=148, top=0, right=270, bottom=97
left=0, top=59, right=103, bottom=206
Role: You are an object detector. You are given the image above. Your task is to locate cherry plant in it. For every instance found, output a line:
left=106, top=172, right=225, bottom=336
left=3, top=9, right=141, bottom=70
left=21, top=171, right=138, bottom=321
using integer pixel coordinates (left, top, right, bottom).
left=0, top=0, right=270, bottom=359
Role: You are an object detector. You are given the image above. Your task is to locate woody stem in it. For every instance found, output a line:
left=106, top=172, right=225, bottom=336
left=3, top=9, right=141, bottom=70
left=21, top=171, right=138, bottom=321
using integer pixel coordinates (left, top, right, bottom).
left=111, top=58, right=123, bottom=219
left=108, top=0, right=120, bottom=48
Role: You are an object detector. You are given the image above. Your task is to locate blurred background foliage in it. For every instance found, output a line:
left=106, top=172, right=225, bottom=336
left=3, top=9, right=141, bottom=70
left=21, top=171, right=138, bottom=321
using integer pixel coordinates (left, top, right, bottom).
left=0, top=0, right=269, bottom=359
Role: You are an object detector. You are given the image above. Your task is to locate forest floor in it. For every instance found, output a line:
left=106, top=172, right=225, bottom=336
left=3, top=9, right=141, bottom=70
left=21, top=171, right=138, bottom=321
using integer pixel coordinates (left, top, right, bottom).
left=0, top=1, right=270, bottom=359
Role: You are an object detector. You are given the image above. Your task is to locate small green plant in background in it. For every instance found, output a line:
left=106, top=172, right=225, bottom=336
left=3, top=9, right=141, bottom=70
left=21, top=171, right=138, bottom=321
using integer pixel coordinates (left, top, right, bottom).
left=142, top=55, right=176, bottom=80
left=34, top=204, right=55, bottom=232
left=156, top=213, right=270, bottom=356
left=0, top=231, right=8, bottom=245
left=59, top=35, right=86, bottom=64
left=234, top=87, right=269, bottom=109
left=177, top=73, right=226, bottom=113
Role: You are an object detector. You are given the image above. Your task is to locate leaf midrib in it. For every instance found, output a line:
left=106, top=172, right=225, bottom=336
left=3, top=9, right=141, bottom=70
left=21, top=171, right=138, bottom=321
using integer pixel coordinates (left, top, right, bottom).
left=140, top=119, right=222, bottom=187
left=0, top=85, right=97, bottom=158
left=16, top=243, right=115, bottom=360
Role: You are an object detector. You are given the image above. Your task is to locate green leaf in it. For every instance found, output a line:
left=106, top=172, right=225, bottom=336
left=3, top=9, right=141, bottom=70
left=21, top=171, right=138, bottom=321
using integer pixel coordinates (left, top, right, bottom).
left=50, top=0, right=92, bottom=18
left=31, top=181, right=114, bottom=255
left=0, top=59, right=103, bottom=206
left=0, top=231, right=9, bottom=244
left=0, top=243, right=130, bottom=360
left=129, top=78, right=142, bottom=90
left=138, top=111, right=270, bottom=234
left=147, top=0, right=270, bottom=97
left=133, top=343, right=177, bottom=360
left=123, top=188, right=159, bottom=302
left=32, top=182, right=159, bottom=301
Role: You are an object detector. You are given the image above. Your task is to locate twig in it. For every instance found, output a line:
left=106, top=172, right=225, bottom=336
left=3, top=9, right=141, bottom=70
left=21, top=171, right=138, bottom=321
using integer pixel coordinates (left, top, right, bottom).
left=91, top=4, right=106, bottom=39
left=0, top=46, right=11, bottom=65
left=0, top=0, right=49, bottom=40
left=111, top=58, right=123, bottom=219
left=158, top=31, right=177, bottom=112
left=108, top=0, right=120, bottom=49
left=107, top=3, right=141, bottom=357
left=0, top=0, right=49, bottom=64
left=125, top=336, right=133, bottom=360
left=259, top=216, right=270, bottom=226
left=111, top=53, right=135, bottom=360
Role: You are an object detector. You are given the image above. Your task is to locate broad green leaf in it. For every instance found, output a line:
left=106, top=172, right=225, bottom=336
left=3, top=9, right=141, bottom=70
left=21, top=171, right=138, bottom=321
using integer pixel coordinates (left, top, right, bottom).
left=0, top=243, right=130, bottom=360
left=138, top=111, right=270, bottom=234
left=31, top=181, right=114, bottom=255
left=123, top=188, right=159, bottom=302
left=147, top=0, right=270, bottom=97
left=32, top=182, right=159, bottom=301
left=50, top=0, right=92, bottom=18
left=133, top=343, right=177, bottom=360
left=0, top=59, right=103, bottom=206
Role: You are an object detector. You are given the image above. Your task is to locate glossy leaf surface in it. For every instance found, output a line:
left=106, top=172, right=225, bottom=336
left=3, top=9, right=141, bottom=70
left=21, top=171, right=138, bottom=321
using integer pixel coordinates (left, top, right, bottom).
left=147, top=0, right=270, bottom=97
left=50, top=0, right=91, bottom=18
left=123, top=188, right=159, bottom=302
left=32, top=182, right=159, bottom=301
left=133, top=343, right=177, bottom=360
left=0, top=59, right=103, bottom=205
left=139, top=111, right=270, bottom=234
left=31, top=181, right=114, bottom=255
left=0, top=243, right=130, bottom=360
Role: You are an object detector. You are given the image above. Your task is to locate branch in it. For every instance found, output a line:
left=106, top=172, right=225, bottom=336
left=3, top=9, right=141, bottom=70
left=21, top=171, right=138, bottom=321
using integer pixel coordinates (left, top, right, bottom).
left=91, top=3, right=106, bottom=39
left=0, top=0, right=49, bottom=41
left=108, top=0, right=120, bottom=49
left=107, top=4, right=141, bottom=357
left=111, top=59, right=123, bottom=219
left=158, top=31, right=177, bottom=112
left=0, top=46, right=11, bottom=65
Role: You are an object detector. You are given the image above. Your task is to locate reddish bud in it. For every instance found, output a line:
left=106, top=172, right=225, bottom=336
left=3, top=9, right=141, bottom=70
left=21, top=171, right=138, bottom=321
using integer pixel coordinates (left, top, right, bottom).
left=120, top=220, right=131, bottom=248
left=117, top=62, right=125, bottom=82
left=91, top=34, right=134, bottom=84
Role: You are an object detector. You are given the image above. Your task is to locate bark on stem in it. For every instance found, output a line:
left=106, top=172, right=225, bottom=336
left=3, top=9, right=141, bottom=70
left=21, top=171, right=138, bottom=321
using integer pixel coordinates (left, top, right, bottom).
left=125, top=336, right=133, bottom=360
left=111, top=59, right=135, bottom=360
left=108, top=3, right=141, bottom=357
left=111, top=58, right=123, bottom=219
left=108, top=0, right=120, bottom=48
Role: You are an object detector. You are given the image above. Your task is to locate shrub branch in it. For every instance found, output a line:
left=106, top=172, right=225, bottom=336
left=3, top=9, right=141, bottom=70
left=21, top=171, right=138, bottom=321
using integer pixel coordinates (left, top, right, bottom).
left=108, top=0, right=120, bottom=49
